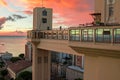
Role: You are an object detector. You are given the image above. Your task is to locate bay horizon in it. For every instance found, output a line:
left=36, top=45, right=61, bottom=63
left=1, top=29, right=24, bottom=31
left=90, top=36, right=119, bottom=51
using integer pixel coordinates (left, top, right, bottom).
left=0, top=36, right=27, bottom=57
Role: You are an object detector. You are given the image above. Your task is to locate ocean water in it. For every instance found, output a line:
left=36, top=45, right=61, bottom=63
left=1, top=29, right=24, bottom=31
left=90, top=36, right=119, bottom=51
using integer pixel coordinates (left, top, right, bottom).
left=0, top=36, right=27, bottom=56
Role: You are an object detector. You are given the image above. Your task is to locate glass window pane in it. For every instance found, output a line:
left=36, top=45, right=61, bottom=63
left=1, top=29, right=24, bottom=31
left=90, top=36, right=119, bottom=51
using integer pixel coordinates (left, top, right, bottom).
left=76, top=30, right=80, bottom=34
left=96, top=29, right=103, bottom=34
left=70, top=30, right=76, bottom=34
left=42, top=10, right=47, bottom=16
left=116, top=29, right=120, bottom=34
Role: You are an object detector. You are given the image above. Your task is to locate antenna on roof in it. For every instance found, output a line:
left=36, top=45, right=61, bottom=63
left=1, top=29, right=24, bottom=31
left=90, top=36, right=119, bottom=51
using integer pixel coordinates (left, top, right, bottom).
left=41, top=0, right=43, bottom=7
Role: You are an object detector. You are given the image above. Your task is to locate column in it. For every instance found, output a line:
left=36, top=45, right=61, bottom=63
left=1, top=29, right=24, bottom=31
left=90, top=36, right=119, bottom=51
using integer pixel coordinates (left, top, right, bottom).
left=81, top=56, right=84, bottom=68
left=80, top=29, right=82, bottom=42
left=32, top=43, right=51, bottom=80
left=93, top=28, right=96, bottom=43
left=111, top=28, right=114, bottom=44
left=72, top=54, right=75, bottom=65
left=32, top=43, right=38, bottom=80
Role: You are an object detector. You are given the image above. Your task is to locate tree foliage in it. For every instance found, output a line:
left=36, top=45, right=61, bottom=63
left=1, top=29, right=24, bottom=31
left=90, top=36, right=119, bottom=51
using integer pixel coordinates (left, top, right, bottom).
left=10, top=57, right=20, bottom=63
left=0, top=77, right=5, bottom=80
left=19, top=54, right=24, bottom=59
left=16, top=71, right=32, bottom=80
left=0, top=62, right=5, bottom=68
left=0, top=69, right=8, bottom=77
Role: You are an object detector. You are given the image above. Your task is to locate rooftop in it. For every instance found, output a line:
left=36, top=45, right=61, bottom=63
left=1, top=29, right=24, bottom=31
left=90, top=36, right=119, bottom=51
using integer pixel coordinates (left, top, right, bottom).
left=68, top=65, right=84, bottom=73
left=6, top=60, right=32, bottom=74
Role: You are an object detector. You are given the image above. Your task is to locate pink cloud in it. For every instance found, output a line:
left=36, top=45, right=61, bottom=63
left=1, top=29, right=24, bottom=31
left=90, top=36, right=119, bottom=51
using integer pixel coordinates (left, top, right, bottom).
left=0, top=17, right=6, bottom=29
left=2, top=0, right=94, bottom=26
left=17, top=10, right=33, bottom=15
left=19, top=0, right=94, bottom=26
left=0, top=14, right=27, bottom=29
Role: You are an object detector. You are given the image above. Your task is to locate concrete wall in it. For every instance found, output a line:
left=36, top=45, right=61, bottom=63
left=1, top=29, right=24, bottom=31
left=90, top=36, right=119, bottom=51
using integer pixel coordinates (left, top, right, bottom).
left=32, top=45, right=51, bottom=80
left=95, top=0, right=120, bottom=23
left=37, top=39, right=82, bottom=56
left=84, top=55, right=120, bottom=80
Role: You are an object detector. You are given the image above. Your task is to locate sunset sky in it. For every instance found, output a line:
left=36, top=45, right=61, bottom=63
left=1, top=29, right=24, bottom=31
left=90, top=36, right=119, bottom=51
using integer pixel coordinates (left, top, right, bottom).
left=0, top=0, right=94, bottom=36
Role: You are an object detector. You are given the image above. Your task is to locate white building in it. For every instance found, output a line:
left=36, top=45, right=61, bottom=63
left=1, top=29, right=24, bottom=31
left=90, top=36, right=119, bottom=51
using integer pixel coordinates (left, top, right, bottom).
left=7, top=60, right=32, bottom=79
left=1, top=52, right=13, bottom=60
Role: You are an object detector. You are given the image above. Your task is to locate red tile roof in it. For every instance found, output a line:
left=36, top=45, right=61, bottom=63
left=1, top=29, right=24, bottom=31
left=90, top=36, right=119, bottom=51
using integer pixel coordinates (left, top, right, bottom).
left=6, top=60, right=32, bottom=74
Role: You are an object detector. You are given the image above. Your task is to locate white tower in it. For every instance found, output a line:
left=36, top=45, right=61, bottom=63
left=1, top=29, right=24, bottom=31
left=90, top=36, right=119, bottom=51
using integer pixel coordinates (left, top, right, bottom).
left=33, top=7, right=53, bottom=30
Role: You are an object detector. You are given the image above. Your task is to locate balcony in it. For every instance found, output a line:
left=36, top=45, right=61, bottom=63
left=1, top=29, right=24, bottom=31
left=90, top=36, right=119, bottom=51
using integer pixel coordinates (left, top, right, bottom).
left=27, top=29, right=69, bottom=41
left=27, top=26, right=120, bottom=44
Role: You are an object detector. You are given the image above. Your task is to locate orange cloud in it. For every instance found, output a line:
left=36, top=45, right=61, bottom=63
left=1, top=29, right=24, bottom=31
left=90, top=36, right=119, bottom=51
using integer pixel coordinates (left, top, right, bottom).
left=19, top=0, right=94, bottom=26
left=3, top=0, right=93, bottom=27
left=0, top=0, right=16, bottom=12
left=17, top=10, right=33, bottom=15
left=0, top=0, right=7, bottom=6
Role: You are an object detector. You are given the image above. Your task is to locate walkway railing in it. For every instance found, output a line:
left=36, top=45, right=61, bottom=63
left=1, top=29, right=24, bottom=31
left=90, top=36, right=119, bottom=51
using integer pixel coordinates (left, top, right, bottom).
left=27, top=30, right=68, bottom=40
left=27, top=26, right=120, bottom=44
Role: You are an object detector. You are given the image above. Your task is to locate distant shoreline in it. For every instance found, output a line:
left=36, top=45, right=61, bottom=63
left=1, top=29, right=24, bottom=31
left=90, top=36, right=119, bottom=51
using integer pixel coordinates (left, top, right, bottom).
left=0, top=36, right=26, bottom=37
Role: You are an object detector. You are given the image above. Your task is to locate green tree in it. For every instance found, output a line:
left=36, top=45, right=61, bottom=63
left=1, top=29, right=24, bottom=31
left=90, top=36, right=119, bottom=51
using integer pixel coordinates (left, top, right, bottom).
left=0, top=77, right=5, bottom=80
left=19, top=54, right=24, bottom=59
left=0, top=69, right=8, bottom=77
left=0, top=62, right=5, bottom=68
left=16, top=71, right=32, bottom=80
left=10, top=57, right=20, bottom=63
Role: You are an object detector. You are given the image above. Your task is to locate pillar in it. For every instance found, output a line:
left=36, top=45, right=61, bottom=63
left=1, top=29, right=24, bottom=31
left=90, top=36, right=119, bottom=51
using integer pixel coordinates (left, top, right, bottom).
left=32, top=43, right=51, bottom=80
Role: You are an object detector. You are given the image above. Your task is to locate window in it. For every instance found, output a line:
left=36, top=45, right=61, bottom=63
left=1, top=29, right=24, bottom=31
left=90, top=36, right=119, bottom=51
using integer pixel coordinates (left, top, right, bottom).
left=103, top=31, right=110, bottom=35
left=47, top=26, right=50, bottom=30
left=37, top=57, right=42, bottom=64
left=96, top=29, right=111, bottom=43
left=70, top=29, right=80, bottom=41
left=82, top=29, right=93, bottom=42
left=44, top=56, right=48, bottom=63
left=42, top=18, right=47, bottom=23
left=109, top=6, right=114, bottom=17
left=42, top=10, right=47, bottom=16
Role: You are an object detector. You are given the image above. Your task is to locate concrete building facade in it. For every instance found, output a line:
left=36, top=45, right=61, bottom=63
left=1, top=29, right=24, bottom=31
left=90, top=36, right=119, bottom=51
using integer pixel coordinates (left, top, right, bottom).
left=95, top=0, right=120, bottom=24
left=33, top=7, right=52, bottom=30
left=32, top=7, right=53, bottom=80
left=27, top=1, right=120, bottom=80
